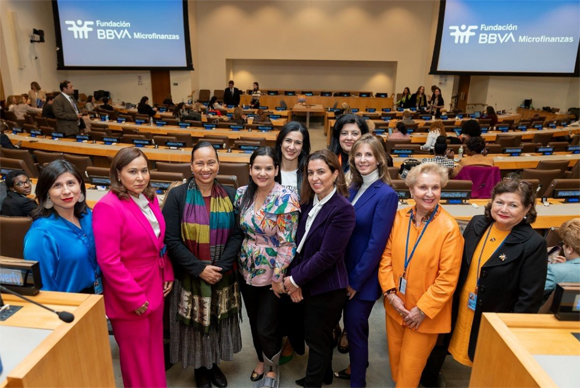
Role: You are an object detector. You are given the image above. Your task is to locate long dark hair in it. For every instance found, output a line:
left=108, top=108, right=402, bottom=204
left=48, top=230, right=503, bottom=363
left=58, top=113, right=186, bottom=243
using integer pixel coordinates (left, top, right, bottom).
left=138, top=96, right=148, bottom=107
left=209, top=96, right=218, bottom=108
left=32, top=160, right=88, bottom=220
left=329, top=114, right=369, bottom=155
left=300, top=150, right=348, bottom=204
left=110, top=148, right=155, bottom=201
left=173, top=102, right=185, bottom=118
left=274, top=121, right=311, bottom=186
left=239, top=147, right=280, bottom=212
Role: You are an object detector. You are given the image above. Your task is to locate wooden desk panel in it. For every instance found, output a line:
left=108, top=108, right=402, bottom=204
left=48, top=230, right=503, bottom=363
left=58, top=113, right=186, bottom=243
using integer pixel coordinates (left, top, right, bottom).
left=240, top=94, right=394, bottom=111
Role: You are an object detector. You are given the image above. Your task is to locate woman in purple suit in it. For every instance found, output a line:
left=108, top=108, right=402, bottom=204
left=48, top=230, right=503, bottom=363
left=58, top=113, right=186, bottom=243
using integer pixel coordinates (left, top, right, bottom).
left=334, top=134, right=398, bottom=387
left=284, top=149, right=356, bottom=388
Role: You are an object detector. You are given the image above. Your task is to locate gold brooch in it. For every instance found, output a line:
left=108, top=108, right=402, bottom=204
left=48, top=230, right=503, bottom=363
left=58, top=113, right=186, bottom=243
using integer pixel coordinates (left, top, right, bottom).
left=499, top=254, right=506, bottom=261
left=490, top=237, right=496, bottom=242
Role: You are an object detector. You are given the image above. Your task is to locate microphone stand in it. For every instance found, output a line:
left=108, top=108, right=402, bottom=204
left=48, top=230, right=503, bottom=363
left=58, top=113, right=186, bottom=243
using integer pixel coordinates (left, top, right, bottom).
left=0, top=285, right=75, bottom=323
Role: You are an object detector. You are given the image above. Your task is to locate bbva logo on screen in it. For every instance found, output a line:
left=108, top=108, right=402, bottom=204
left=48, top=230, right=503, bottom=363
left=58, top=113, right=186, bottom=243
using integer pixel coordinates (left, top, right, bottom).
left=449, top=25, right=515, bottom=44
left=65, top=20, right=131, bottom=40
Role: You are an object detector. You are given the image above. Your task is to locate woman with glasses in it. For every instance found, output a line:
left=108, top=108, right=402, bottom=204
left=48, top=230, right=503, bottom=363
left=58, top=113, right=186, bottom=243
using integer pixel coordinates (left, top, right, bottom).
left=421, top=179, right=547, bottom=386
left=1, top=170, right=37, bottom=217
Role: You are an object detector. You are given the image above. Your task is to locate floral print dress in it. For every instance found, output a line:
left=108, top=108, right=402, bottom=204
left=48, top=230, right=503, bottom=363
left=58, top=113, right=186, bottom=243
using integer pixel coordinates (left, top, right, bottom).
left=235, top=183, right=300, bottom=286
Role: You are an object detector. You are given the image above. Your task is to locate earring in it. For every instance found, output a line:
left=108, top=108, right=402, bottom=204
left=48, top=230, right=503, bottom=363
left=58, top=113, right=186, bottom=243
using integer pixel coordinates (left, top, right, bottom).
left=44, top=198, right=54, bottom=209
left=78, top=193, right=85, bottom=202
left=524, top=215, right=528, bottom=220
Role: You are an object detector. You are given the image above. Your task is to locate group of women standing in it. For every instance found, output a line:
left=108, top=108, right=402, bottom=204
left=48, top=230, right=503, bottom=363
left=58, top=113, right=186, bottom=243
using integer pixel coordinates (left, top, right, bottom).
left=23, top=116, right=548, bottom=388
left=396, top=85, right=445, bottom=118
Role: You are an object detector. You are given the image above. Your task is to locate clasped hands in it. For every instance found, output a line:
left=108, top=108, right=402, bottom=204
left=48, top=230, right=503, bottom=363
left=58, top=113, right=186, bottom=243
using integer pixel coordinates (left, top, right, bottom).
left=387, top=294, right=425, bottom=330
left=282, top=277, right=303, bottom=303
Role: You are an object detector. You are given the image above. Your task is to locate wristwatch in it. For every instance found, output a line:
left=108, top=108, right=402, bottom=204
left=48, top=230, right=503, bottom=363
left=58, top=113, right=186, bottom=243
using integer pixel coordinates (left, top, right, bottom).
left=384, top=288, right=397, bottom=296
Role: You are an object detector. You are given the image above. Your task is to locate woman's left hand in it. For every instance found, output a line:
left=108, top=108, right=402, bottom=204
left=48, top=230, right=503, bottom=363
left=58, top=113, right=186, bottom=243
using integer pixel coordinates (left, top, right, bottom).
left=163, top=281, right=174, bottom=297
left=403, top=306, right=426, bottom=330
left=271, top=281, right=285, bottom=298
left=346, top=285, right=357, bottom=300
left=283, top=277, right=298, bottom=294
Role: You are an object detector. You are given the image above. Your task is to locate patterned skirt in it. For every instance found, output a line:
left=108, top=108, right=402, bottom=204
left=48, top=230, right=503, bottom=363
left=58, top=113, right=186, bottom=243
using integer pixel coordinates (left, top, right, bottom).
left=169, top=278, right=242, bottom=369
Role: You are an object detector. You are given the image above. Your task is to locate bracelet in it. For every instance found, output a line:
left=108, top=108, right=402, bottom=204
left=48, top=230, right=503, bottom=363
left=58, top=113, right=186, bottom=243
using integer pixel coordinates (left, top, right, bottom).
left=384, top=288, right=397, bottom=296
left=417, top=307, right=425, bottom=316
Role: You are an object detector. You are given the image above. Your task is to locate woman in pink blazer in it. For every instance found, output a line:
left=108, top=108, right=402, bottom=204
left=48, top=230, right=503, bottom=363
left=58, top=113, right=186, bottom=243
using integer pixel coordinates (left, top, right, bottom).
left=93, top=148, right=174, bottom=388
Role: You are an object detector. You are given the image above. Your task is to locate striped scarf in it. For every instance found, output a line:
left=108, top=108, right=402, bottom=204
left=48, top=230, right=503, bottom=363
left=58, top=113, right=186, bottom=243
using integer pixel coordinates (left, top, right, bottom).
left=177, top=179, right=241, bottom=333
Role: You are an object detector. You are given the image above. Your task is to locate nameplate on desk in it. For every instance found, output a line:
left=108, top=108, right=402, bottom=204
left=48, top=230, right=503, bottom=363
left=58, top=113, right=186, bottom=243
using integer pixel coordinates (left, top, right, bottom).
left=150, top=181, right=171, bottom=190
left=440, top=115, right=448, bottom=120
left=258, top=126, right=273, bottom=132
left=441, top=191, right=471, bottom=200
left=502, top=147, right=522, bottom=156
left=166, top=141, right=185, bottom=149
left=516, top=125, right=528, bottom=131
left=305, top=93, right=314, bottom=96
left=11, top=127, right=23, bottom=134
left=351, top=108, right=360, bottom=113
left=469, top=114, right=476, bottom=119
left=549, top=123, right=557, bottom=128
left=247, top=114, right=257, bottom=118
left=562, top=122, right=568, bottom=127
left=362, top=116, right=370, bottom=120
left=158, top=107, right=167, bottom=113
left=203, top=102, right=209, bottom=106
left=567, top=145, right=580, bottom=154
left=533, top=124, right=543, bottom=130
left=376, top=93, right=388, bottom=98
left=382, top=108, right=392, bottom=112
left=76, top=135, right=89, bottom=142
left=360, top=93, right=371, bottom=97
left=100, top=115, right=109, bottom=121
left=30, top=130, right=41, bottom=137
left=373, top=129, right=386, bottom=135
left=259, top=106, right=268, bottom=110
left=554, top=190, right=580, bottom=203
left=269, top=115, right=281, bottom=119
left=268, top=91, right=279, bottom=95
left=240, top=145, right=259, bottom=152
left=91, top=176, right=111, bottom=186
left=367, top=108, right=376, bottom=113
left=410, top=108, right=417, bottom=112
left=242, top=105, right=251, bottom=109
left=537, top=146, right=554, bottom=155
left=421, top=116, right=432, bottom=121
left=382, top=116, right=392, bottom=121
left=456, top=114, right=464, bottom=119
left=481, top=127, right=489, bottom=134
left=230, top=125, right=244, bottom=131
left=133, top=139, right=151, bottom=147
left=178, top=122, right=191, bottom=128
left=393, top=149, right=413, bottom=157
left=284, top=92, right=295, bottom=96
left=226, top=113, right=233, bottom=118
left=0, top=259, right=42, bottom=295
left=135, top=119, right=146, bottom=125
left=396, top=190, right=411, bottom=199
left=321, top=92, right=332, bottom=97
left=51, top=132, right=64, bottom=139
left=117, top=118, right=126, bottom=123
left=211, top=143, right=222, bottom=149
left=103, top=137, right=119, bottom=145
left=227, top=105, right=235, bottom=109
left=497, top=125, right=510, bottom=132
left=397, top=108, right=404, bottom=112
left=407, top=129, right=414, bottom=134
left=155, top=121, right=167, bottom=127
left=203, top=124, right=216, bottom=130
left=275, top=107, right=285, bottom=111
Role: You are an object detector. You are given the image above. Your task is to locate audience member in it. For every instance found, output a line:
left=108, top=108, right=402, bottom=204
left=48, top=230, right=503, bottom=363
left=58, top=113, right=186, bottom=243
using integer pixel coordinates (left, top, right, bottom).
left=284, top=150, right=356, bottom=388
left=173, top=102, right=201, bottom=122
left=223, top=80, right=242, bottom=107
left=410, top=86, right=428, bottom=112
left=543, top=218, right=580, bottom=299
left=100, top=97, right=114, bottom=111
left=256, top=108, right=271, bottom=124
left=429, top=87, right=445, bottom=118
left=379, top=162, right=463, bottom=388
left=0, top=170, right=37, bottom=217
left=396, top=87, right=413, bottom=109
left=389, top=122, right=410, bottom=140
left=451, top=136, right=493, bottom=177
left=53, top=80, right=84, bottom=137
left=1, top=122, right=19, bottom=149
left=10, top=96, right=41, bottom=120
left=208, top=96, right=225, bottom=113
left=421, top=120, right=446, bottom=151
left=422, top=136, right=455, bottom=170
left=24, top=160, right=99, bottom=292
left=28, top=81, right=46, bottom=108
left=401, top=110, right=415, bottom=125
left=42, top=95, right=56, bottom=118
left=137, top=96, right=156, bottom=117
left=163, top=94, right=175, bottom=106
left=93, top=147, right=174, bottom=388
left=232, top=105, right=247, bottom=125
left=250, top=82, right=262, bottom=108
left=163, top=142, right=243, bottom=388
left=459, top=120, right=481, bottom=142
left=483, top=106, right=498, bottom=128
left=235, top=147, right=300, bottom=388
left=84, top=95, right=95, bottom=112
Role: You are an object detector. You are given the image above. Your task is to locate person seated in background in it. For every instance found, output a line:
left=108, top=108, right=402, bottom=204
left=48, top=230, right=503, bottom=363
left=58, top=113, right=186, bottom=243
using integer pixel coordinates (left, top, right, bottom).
left=543, top=218, right=580, bottom=300
left=232, top=105, right=247, bottom=125
left=451, top=136, right=493, bottom=177
left=163, top=94, right=175, bottom=106
left=256, top=108, right=271, bottom=124
left=100, top=97, right=114, bottom=111
left=421, top=136, right=455, bottom=171
left=173, top=102, right=201, bottom=122
left=84, top=95, right=95, bottom=112
left=334, top=102, right=352, bottom=118
left=388, top=121, right=410, bottom=140
left=10, top=96, right=41, bottom=120
left=28, top=81, right=46, bottom=108
left=137, top=96, right=156, bottom=117
left=208, top=96, right=225, bottom=113
left=458, top=119, right=481, bottom=143
left=1, top=170, right=37, bottom=217
left=421, top=120, right=446, bottom=151
left=42, top=95, right=56, bottom=118
left=6, top=96, right=17, bottom=111
left=1, top=122, right=19, bottom=149
left=483, top=106, right=499, bottom=128
left=400, top=110, right=415, bottom=125
left=191, top=100, right=204, bottom=113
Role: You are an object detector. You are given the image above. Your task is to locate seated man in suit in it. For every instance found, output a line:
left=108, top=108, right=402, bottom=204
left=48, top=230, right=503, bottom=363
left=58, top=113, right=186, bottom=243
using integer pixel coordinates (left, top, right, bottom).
left=451, top=136, right=493, bottom=177
left=42, top=95, right=56, bottom=118
left=101, top=97, right=114, bottom=111
left=1, top=170, right=38, bottom=217
left=223, top=80, right=241, bottom=107
left=53, top=80, right=84, bottom=137
left=544, top=218, right=580, bottom=301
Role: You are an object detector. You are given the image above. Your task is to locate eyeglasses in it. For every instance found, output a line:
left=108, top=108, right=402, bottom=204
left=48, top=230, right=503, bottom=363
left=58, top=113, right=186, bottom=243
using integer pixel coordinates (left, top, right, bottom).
left=14, top=179, right=32, bottom=187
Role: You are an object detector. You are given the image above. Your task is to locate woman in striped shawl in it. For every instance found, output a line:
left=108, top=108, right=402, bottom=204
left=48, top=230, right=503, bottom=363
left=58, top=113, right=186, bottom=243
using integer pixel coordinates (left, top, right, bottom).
left=163, top=141, right=244, bottom=388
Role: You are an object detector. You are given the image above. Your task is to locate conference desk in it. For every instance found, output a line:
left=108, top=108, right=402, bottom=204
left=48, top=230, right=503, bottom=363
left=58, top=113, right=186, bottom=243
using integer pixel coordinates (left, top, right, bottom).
left=291, top=104, right=327, bottom=128
left=240, top=94, right=394, bottom=112
left=516, top=107, right=576, bottom=123
left=7, top=134, right=252, bottom=164
left=392, top=153, right=580, bottom=170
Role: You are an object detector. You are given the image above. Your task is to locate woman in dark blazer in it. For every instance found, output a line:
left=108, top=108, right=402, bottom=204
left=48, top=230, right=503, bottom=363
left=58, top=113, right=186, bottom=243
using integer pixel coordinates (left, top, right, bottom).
left=284, top=149, right=356, bottom=388
left=334, top=135, right=398, bottom=387
left=422, top=178, right=547, bottom=386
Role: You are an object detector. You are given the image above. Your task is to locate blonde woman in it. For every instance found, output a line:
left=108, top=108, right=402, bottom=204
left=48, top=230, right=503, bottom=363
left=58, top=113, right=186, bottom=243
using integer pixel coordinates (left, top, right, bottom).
left=421, top=120, right=447, bottom=151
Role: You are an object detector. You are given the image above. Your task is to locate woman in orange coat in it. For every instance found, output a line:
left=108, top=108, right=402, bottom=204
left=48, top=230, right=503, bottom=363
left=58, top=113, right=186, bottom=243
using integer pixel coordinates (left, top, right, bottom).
left=378, top=162, right=464, bottom=388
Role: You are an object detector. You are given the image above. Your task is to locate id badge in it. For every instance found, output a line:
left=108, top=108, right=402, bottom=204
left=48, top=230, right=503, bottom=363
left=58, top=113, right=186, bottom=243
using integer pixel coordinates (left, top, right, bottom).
left=399, top=277, right=407, bottom=295
left=467, top=292, right=477, bottom=311
left=94, top=276, right=103, bottom=295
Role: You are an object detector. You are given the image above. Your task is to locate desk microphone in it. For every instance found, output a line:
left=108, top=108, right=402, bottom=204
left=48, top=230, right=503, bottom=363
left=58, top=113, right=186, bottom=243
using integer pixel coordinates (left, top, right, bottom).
left=0, top=285, right=75, bottom=323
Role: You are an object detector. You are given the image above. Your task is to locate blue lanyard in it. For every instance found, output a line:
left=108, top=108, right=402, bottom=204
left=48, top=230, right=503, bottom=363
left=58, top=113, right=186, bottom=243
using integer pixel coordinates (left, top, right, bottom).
left=403, top=205, right=438, bottom=277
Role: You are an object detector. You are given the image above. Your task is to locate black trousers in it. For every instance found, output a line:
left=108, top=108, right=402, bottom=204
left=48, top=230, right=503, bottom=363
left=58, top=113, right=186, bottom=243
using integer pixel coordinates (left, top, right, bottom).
left=302, top=288, right=346, bottom=388
left=279, top=294, right=305, bottom=355
left=241, top=282, right=281, bottom=361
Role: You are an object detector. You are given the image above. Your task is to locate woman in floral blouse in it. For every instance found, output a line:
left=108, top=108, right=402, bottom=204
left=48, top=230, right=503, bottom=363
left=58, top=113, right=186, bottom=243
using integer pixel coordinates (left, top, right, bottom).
left=235, top=146, right=300, bottom=388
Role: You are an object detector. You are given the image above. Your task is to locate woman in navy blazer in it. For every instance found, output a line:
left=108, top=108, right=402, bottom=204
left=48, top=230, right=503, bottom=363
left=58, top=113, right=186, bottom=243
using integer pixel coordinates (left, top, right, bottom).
left=284, top=149, right=356, bottom=388
left=334, top=135, right=398, bottom=387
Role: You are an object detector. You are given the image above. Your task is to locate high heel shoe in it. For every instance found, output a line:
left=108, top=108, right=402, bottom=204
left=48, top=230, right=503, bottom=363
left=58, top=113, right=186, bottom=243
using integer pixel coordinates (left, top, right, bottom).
left=334, top=368, right=351, bottom=380
left=251, top=370, right=264, bottom=382
left=337, top=330, right=349, bottom=354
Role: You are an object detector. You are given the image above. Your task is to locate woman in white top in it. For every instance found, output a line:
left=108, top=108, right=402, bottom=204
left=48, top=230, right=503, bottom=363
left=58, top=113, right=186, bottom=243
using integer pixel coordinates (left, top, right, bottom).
left=421, top=120, right=447, bottom=151
left=274, top=121, right=311, bottom=195
left=251, top=82, right=262, bottom=108
left=28, top=81, right=46, bottom=108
